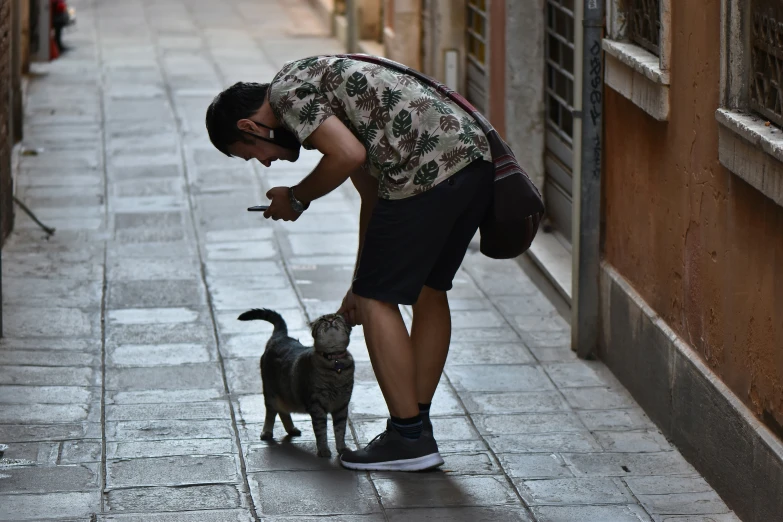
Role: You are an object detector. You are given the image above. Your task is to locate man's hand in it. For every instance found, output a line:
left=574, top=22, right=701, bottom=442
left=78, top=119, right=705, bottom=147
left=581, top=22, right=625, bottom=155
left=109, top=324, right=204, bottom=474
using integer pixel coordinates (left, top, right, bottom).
left=263, top=186, right=301, bottom=222
left=337, top=288, right=361, bottom=326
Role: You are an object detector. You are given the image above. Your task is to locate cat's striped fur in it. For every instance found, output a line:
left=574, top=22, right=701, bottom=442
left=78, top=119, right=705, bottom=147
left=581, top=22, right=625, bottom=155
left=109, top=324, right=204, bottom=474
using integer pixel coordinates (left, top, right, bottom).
left=238, top=308, right=354, bottom=458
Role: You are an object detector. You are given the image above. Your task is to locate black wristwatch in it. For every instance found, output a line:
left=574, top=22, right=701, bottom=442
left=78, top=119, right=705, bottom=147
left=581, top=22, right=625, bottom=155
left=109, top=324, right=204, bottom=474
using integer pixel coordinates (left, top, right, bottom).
left=289, top=187, right=309, bottom=214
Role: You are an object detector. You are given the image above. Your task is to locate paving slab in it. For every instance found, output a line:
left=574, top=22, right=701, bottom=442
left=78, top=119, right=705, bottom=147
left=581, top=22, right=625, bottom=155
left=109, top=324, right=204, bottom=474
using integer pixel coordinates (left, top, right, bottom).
left=0, top=403, right=91, bottom=424
left=515, top=477, right=634, bottom=506
left=0, top=365, right=98, bottom=387
left=106, top=388, right=224, bottom=404
left=105, top=401, right=231, bottom=421
left=244, top=441, right=345, bottom=472
left=105, top=321, right=216, bottom=346
left=97, top=511, right=254, bottom=522
left=373, top=474, right=519, bottom=508
left=248, top=470, right=381, bottom=516
left=1, top=278, right=102, bottom=308
left=106, top=454, right=239, bottom=488
left=0, top=422, right=101, bottom=443
left=385, top=507, right=534, bottom=521
left=106, top=484, right=246, bottom=513
left=0, top=385, right=97, bottom=404
left=0, top=492, right=100, bottom=521
left=105, top=419, right=234, bottom=442
left=2, top=307, right=100, bottom=338
left=497, top=454, right=575, bottom=479
left=446, top=364, right=554, bottom=393
left=433, top=451, right=502, bottom=476
left=593, top=430, right=674, bottom=453
left=105, top=363, right=224, bottom=391
left=460, top=391, right=571, bottom=414
left=530, top=504, right=653, bottom=522
left=0, top=464, right=99, bottom=494
left=107, top=343, right=214, bottom=367
left=106, top=438, right=236, bottom=459
left=446, top=342, right=536, bottom=366
left=560, top=386, right=637, bottom=410
left=0, top=350, right=99, bottom=368
left=486, top=432, right=603, bottom=454
left=0, top=441, right=59, bottom=465
left=107, top=280, right=207, bottom=308
left=634, top=491, right=731, bottom=516
left=472, top=413, right=586, bottom=436
left=107, top=256, right=200, bottom=281
left=563, top=452, right=697, bottom=477
left=60, top=440, right=103, bottom=464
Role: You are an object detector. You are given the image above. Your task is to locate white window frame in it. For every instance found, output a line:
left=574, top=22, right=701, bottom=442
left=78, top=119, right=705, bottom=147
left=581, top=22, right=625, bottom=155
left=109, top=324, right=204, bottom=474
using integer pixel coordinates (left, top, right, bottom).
left=717, top=0, right=783, bottom=208
left=602, top=0, right=671, bottom=121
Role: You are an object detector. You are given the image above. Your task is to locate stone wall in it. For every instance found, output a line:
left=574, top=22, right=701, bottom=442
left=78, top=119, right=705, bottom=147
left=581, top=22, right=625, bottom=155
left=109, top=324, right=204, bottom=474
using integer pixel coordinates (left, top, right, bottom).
left=504, top=0, right=545, bottom=191
left=0, top=0, right=13, bottom=247
left=601, top=0, right=783, bottom=440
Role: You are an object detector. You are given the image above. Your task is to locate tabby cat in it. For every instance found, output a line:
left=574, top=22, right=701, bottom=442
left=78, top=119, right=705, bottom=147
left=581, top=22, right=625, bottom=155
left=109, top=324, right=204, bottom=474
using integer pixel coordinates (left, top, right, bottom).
left=237, top=308, right=354, bottom=458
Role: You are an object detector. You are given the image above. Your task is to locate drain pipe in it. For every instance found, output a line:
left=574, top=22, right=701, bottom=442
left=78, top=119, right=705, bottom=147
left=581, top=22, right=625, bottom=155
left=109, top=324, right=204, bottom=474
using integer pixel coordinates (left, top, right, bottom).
left=573, top=0, right=604, bottom=359
left=346, top=0, right=359, bottom=53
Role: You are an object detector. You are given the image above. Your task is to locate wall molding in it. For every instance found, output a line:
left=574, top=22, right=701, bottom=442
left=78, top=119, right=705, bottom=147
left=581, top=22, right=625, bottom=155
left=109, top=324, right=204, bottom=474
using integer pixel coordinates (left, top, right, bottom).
left=717, top=108, right=783, bottom=208
left=600, top=263, right=783, bottom=522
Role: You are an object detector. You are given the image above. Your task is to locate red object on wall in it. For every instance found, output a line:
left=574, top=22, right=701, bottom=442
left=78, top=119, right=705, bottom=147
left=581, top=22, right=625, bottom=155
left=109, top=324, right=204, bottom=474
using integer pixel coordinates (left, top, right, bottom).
left=53, top=0, right=67, bottom=15
left=50, top=33, right=59, bottom=59
left=49, top=0, right=62, bottom=60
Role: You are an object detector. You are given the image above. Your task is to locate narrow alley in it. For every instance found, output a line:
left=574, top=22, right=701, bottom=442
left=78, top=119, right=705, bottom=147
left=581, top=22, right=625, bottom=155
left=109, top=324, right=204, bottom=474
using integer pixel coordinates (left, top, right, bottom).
left=0, top=0, right=741, bottom=520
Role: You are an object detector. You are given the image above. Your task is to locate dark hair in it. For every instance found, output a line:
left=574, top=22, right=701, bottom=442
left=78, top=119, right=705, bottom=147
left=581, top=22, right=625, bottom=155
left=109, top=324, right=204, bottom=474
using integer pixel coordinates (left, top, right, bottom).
left=205, top=82, right=270, bottom=157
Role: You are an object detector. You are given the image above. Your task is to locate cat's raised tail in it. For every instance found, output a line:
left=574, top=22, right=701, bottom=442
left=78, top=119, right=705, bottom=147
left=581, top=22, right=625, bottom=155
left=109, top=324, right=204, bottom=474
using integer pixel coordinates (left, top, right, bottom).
left=237, top=308, right=288, bottom=337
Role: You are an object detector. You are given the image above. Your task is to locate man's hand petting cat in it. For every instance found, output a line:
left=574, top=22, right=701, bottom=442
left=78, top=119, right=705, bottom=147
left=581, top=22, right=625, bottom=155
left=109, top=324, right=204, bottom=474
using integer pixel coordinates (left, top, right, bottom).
left=263, top=186, right=302, bottom=222
left=338, top=288, right=361, bottom=326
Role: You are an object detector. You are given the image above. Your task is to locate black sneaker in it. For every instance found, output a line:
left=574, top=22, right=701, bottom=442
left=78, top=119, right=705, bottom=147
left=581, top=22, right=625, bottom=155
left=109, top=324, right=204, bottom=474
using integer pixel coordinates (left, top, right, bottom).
left=340, top=420, right=444, bottom=471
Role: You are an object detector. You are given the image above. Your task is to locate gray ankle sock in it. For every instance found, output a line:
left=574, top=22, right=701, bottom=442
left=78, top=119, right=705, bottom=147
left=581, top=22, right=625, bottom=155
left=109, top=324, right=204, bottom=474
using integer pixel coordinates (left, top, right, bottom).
left=390, top=415, right=423, bottom=439
left=418, top=403, right=431, bottom=426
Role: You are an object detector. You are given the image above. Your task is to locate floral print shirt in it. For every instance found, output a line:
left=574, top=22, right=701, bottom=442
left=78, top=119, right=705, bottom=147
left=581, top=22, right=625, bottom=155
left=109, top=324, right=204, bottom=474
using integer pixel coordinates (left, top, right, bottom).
left=268, top=55, right=491, bottom=200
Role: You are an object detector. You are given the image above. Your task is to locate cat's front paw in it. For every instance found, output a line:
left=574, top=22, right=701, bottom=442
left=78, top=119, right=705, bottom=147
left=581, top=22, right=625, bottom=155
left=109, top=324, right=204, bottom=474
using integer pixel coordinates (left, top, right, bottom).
left=286, top=428, right=302, bottom=437
left=317, top=448, right=332, bottom=458
left=336, top=445, right=348, bottom=455
left=260, top=431, right=274, bottom=441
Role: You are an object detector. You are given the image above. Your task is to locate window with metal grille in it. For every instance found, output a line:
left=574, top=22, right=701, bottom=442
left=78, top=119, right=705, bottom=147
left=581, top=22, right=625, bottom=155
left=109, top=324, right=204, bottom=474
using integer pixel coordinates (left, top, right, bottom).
left=546, top=0, right=575, bottom=142
left=466, top=0, right=487, bottom=67
left=750, top=0, right=783, bottom=128
left=628, top=0, right=661, bottom=56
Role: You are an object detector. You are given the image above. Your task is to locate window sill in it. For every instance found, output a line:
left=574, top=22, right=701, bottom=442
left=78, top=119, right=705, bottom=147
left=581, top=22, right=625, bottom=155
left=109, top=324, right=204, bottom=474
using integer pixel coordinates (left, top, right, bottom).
left=602, top=39, right=670, bottom=121
left=716, top=109, right=783, bottom=207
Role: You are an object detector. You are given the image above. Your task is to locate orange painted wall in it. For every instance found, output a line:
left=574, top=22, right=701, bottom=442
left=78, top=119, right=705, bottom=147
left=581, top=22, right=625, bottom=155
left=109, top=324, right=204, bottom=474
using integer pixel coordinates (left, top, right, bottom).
left=602, top=0, right=783, bottom=434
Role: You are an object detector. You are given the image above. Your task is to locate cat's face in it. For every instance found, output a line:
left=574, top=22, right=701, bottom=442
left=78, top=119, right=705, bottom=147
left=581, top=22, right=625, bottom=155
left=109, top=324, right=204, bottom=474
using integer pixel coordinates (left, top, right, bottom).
left=310, top=313, right=351, bottom=353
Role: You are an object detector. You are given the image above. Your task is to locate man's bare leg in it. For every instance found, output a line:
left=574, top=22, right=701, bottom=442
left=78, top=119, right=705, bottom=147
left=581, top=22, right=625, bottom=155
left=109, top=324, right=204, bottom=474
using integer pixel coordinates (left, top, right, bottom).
left=355, top=296, right=419, bottom=418
left=411, top=286, right=451, bottom=405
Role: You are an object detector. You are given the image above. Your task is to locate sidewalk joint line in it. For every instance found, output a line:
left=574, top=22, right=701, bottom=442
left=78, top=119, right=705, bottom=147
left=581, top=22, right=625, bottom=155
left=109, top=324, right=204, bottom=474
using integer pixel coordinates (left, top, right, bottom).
left=148, top=3, right=260, bottom=519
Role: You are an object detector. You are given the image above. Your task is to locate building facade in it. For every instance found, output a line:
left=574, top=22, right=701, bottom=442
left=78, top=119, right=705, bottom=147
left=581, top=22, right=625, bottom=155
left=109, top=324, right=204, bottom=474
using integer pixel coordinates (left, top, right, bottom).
left=310, top=1, right=783, bottom=519
left=600, top=2, right=783, bottom=520
left=1, top=0, right=30, bottom=246
left=1, top=0, right=15, bottom=245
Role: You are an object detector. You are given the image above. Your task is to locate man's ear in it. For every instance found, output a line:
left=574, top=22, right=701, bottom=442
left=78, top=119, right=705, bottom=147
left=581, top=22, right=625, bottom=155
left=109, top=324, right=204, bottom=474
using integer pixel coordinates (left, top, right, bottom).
left=236, top=119, right=256, bottom=133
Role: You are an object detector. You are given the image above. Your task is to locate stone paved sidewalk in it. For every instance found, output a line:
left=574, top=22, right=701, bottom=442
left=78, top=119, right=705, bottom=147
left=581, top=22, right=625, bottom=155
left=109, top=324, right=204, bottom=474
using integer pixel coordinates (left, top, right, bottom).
left=0, top=0, right=740, bottom=520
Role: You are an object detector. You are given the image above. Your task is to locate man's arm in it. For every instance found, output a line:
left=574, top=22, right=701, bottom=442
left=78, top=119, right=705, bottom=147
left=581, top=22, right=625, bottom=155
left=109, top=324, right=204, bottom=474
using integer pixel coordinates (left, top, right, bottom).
left=350, top=165, right=379, bottom=278
left=337, top=167, right=378, bottom=325
left=264, top=116, right=366, bottom=221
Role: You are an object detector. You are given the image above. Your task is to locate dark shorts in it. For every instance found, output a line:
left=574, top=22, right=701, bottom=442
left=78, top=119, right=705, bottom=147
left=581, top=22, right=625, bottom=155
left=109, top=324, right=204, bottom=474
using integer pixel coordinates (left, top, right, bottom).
left=352, top=159, right=494, bottom=305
